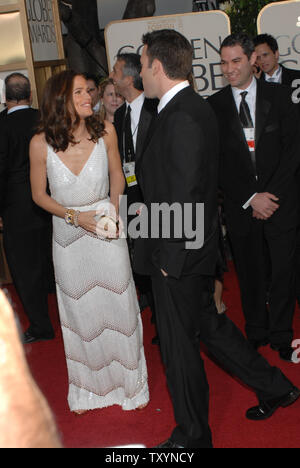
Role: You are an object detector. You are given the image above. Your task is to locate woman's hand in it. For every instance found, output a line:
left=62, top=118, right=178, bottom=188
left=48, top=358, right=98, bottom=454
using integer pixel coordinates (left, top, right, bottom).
left=96, top=215, right=119, bottom=239
left=77, top=210, right=97, bottom=234
left=94, top=202, right=122, bottom=240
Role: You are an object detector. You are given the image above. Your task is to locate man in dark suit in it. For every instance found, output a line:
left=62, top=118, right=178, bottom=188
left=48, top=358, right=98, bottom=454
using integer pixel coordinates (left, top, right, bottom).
left=110, top=53, right=158, bottom=324
left=254, top=34, right=300, bottom=88
left=136, top=29, right=299, bottom=449
left=254, top=34, right=300, bottom=308
left=208, top=34, right=300, bottom=362
left=0, top=73, right=54, bottom=344
left=0, top=107, right=7, bottom=123
left=111, top=53, right=157, bottom=209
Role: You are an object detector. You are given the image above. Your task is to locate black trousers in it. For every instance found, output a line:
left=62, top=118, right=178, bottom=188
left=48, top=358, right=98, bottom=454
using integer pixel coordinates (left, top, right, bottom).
left=3, top=225, right=54, bottom=337
left=230, top=222, right=296, bottom=346
left=151, top=272, right=293, bottom=448
left=295, top=223, right=300, bottom=305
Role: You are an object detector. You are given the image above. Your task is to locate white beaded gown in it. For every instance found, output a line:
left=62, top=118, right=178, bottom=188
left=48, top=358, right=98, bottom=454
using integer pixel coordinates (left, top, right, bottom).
left=46, top=138, right=149, bottom=412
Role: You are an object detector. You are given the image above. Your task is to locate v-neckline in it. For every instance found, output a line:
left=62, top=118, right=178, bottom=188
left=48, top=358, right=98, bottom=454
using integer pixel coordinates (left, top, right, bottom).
left=53, top=142, right=97, bottom=178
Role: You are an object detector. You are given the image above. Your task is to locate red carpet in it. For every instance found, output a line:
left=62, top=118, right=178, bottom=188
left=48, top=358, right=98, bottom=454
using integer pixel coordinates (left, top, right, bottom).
left=5, top=263, right=300, bottom=448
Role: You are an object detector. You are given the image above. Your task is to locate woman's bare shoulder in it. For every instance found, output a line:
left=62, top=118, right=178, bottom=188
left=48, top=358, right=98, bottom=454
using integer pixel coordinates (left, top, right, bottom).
left=31, top=132, right=47, bottom=147
left=103, top=120, right=116, bottom=136
left=30, top=133, right=48, bottom=159
left=102, top=120, right=118, bottom=148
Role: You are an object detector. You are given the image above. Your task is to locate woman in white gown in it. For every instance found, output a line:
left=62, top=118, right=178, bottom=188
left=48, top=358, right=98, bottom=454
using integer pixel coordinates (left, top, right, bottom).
left=30, top=71, right=149, bottom=414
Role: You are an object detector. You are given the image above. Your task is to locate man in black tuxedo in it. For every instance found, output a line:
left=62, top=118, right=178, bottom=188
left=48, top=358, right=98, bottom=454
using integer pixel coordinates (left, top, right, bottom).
left=111, top=53, right=158, bottom=324
left=254, top=34, right=300, bottom=308
left=135, top=29, right=299, bottom=449
left=254, top=34, right=300, bottom=89
left=0, top=73, right=54, bottom=344
left=111, top=53, right=158, bottom=207
left=208, top=34, right=300, bottom=362
left=0, top=107, right=7, bottom=123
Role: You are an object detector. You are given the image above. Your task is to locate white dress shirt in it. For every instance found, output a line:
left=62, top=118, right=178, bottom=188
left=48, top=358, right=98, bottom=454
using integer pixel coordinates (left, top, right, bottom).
left=7, top=105, right=30, bottom=115
left=264, top=66, right=282, bottom=84
left=126, top=92, right=145, bottom=151
left=232, top=78, right=258, bottom=209
left=158, top=81, right=190, bottom=114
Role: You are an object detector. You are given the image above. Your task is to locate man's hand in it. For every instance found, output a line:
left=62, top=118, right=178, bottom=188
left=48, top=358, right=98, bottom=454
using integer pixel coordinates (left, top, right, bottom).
left=250, top=192, right=279, bottom=219
left=161, top=269, right=168, bottom=277
left=252, top=210, right=268, bottom=221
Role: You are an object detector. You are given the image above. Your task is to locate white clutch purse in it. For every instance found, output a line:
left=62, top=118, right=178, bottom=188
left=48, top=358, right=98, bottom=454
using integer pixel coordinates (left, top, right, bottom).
left=95, top=215, right=119, bottom=239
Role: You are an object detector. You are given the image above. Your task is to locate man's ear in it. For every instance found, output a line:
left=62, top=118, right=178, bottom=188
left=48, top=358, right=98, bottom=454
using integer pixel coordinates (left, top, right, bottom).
left=250, top=51, right=258, bottom=67
left=127, top=75, right=135, bottom=88
left=152, top=58, right=162, bottom=76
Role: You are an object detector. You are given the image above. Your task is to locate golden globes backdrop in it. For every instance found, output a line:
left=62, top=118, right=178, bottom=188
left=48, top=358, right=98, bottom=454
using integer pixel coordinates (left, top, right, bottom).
left=26, top=0, right=61, bottom=62
left=0, top=0, right=65, bottom=108
left=258, top=0, right=300, bottom=69
left=105, top=11, right=231, bottom=97
left=0, top=0, right=65, bottom=283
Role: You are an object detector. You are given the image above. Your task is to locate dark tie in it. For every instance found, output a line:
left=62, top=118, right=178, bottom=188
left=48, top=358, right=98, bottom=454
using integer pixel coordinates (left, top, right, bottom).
left=239, top=91, right=253, bottom=128
left=239, top=91, right=257, bottom=175
left=123, top=105, right=135, bottom=162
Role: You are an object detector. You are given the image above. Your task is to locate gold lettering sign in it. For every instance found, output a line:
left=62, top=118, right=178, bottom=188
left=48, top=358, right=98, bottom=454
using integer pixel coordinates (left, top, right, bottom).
left=106, top=12, right=230, bottom=97
left=0, top=12, right=26, bottom=66
left=26, top=0, right=59, bottom=62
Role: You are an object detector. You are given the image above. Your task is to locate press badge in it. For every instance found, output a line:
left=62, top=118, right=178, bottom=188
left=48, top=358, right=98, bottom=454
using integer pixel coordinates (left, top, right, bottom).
left=244, top=128, right=255, bottom=152
left=123, top=161, right=138, bottom=187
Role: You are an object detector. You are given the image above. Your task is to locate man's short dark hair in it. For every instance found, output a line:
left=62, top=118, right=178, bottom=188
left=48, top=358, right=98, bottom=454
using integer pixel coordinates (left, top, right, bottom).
left=116, top=53, right=143, bottom=91
left=220, top=33, right=255, bottom=60
left=142, top=29, right=193, bottom=80
left=253, top=34, right=279, bottom=54
left=82, top=73, right=101, bottom=88
left=5, top=73, right=31, bottom=102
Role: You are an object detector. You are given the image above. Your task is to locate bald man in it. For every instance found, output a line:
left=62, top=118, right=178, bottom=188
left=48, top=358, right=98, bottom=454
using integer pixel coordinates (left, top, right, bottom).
left=0, top=73, right=54, bottom=344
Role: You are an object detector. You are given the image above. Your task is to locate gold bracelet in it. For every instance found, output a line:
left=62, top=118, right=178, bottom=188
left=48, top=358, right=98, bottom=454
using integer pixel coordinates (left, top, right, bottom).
left=65, top=209, right=76, bottom=226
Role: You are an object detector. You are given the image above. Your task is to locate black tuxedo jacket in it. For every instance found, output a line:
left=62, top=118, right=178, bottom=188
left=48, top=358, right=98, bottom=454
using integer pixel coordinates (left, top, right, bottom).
left=208, top=80, right=300, bottom=235
left=114, top=97, right=158, bottom=163
left=134, top=86, right=219, bottom=279
left=114, top=97, right=158, bottom=206
left=260, top=64, right=300, bottom=87
left=263, top=66, right=300, bottom=216
left=0, top=108, right=7, bottom=124
left=0, top=108, right=50, bottom=230
left=260, top=65, right=300, bottom=117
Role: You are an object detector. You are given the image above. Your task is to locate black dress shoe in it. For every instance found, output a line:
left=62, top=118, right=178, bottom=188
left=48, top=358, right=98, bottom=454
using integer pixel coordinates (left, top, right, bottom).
left=271, top=344, right=295, bottom=362
left=23, top=331, right=55, bottom=344
left=246, top=387, right=300, bottom=421
left=155, top=438, right=185, bottom=448
left=248, top=339, right=269, bottom=351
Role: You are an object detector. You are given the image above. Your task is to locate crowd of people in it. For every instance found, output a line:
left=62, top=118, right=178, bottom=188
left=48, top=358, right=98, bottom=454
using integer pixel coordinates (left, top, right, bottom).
left=0, top=28, right=300, bottom=448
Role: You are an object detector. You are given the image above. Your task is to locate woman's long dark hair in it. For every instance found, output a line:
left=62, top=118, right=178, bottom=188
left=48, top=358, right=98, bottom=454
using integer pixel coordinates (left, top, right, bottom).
left=37, top=70, right=105, bottom=152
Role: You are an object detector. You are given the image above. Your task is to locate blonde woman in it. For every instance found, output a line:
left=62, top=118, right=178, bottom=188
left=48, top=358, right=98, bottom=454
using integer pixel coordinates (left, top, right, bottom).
left=99, top=77, right=124, bottom=123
